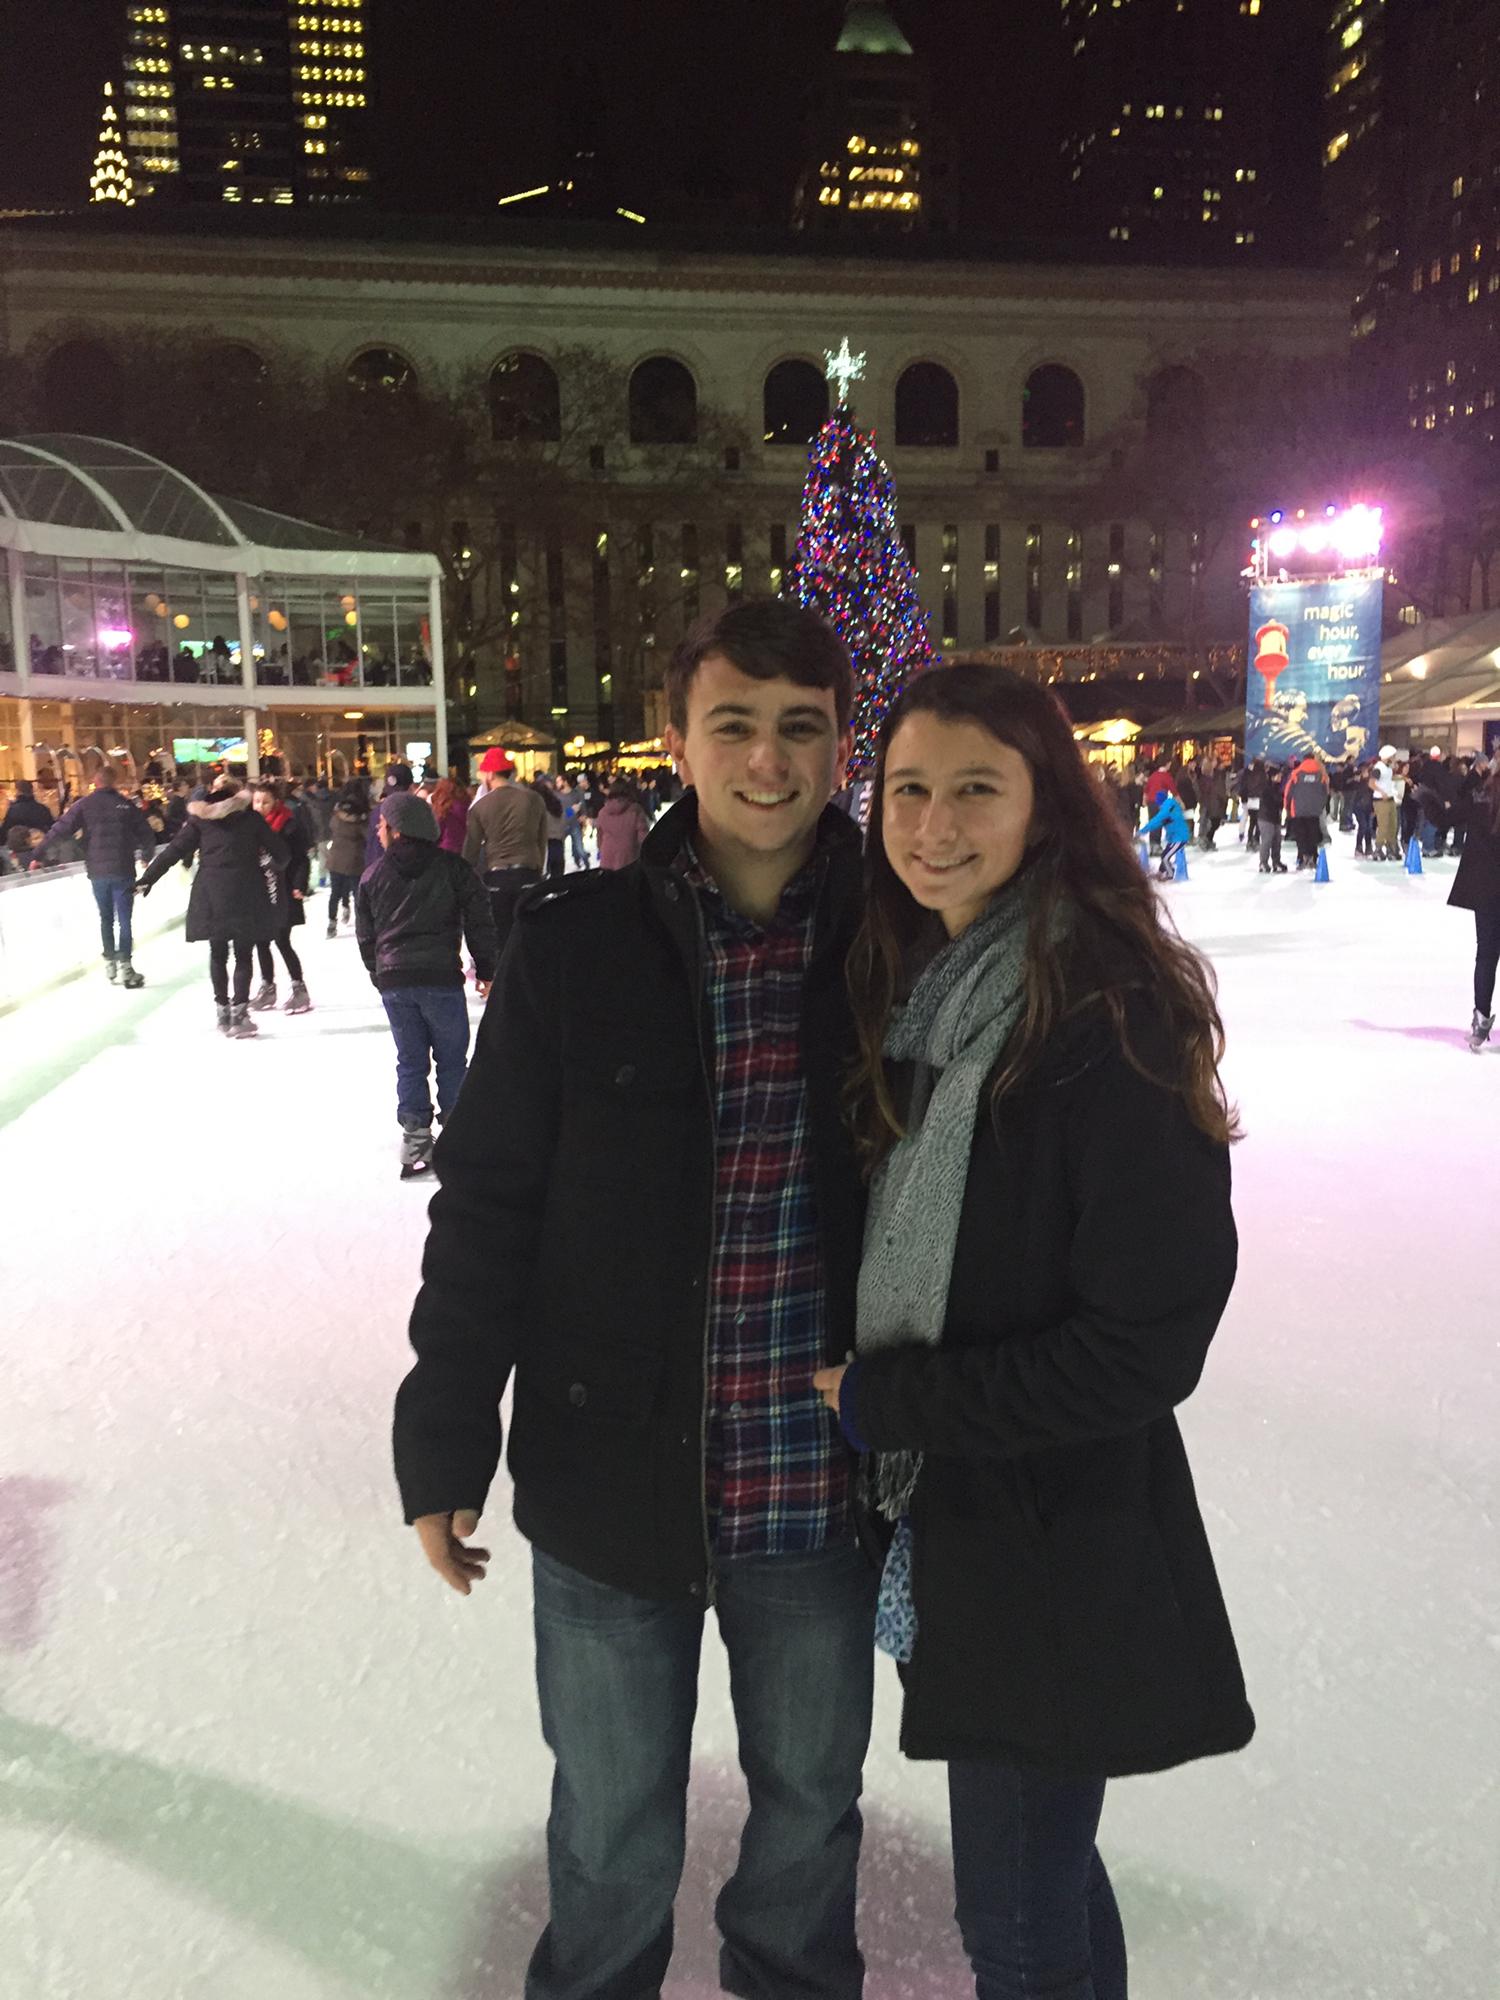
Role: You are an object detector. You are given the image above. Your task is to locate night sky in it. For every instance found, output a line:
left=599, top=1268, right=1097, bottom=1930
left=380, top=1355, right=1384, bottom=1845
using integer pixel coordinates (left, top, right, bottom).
left=0, top=1, right=1325, bottom=251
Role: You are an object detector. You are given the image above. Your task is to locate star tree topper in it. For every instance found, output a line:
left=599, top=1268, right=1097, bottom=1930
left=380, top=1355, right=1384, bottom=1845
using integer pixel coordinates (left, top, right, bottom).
left=823, top=337, right=867, bottom=409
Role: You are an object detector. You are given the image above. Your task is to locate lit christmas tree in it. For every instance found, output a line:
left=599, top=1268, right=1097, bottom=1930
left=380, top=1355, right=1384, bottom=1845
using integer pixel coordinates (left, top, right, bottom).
left=89, top=81, right=135, bottom=208
left=794, top=338, right=936, bottom=769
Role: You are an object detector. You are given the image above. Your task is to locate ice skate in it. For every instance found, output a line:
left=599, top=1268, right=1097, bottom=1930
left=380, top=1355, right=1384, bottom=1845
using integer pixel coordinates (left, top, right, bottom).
left=1468, top=1010, right=1494, bottom=1054
left=118, top=961, right=144, bottom=989
left=227, top=1002, right=258, bottom=1039
left=284, top=981, right=312, bottom=1014
left=1273, top=861, right=1288, bottom=873
left=215, top=1003, right=232, bottom=1034
left=104, top=954, right=118, bottom=983
left=249, top=979, right=277, bottom=1011
left=399, top=1124, right=435, bottom=1181
left=326, top=918, right=338, bottom=939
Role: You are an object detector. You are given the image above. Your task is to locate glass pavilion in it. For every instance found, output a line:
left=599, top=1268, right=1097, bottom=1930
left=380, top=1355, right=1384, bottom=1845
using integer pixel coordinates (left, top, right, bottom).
left=0, top=435, right=446, bottom=789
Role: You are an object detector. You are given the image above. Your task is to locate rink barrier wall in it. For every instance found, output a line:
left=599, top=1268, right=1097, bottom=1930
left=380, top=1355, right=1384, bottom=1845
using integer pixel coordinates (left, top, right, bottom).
left=0, top=861, right=190, bottom=1015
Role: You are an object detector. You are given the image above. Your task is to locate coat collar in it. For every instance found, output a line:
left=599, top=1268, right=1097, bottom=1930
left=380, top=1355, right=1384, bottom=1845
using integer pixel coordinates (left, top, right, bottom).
left=188, top=791, right=252, bottom=822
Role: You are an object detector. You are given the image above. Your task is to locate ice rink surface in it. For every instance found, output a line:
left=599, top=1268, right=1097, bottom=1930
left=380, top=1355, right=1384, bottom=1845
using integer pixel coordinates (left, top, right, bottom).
left=1, top=834, right=1496, bottom=2000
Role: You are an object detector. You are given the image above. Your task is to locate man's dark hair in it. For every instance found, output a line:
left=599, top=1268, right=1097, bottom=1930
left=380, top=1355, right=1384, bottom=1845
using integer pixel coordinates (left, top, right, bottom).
left=665, top=598, right=853, bottom=737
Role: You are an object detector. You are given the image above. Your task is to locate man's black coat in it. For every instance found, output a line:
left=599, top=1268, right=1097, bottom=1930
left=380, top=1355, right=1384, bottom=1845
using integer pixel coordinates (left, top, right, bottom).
left=392, top=796, right=866, bottom=1601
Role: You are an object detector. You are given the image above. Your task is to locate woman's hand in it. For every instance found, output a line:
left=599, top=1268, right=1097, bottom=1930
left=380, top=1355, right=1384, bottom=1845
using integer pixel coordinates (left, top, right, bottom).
left=813, top=1364, right=847, bottom=1414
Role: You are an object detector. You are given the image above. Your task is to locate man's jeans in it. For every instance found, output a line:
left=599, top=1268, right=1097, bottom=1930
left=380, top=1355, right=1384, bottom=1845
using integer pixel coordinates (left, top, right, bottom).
left=948, top=1760, right=1126, bottom=2000
left=380, top=985, right=470, bottom=1128
left=92, top=876, right=134, bottom=960
left=527, top=1539, right=876, bottom=2000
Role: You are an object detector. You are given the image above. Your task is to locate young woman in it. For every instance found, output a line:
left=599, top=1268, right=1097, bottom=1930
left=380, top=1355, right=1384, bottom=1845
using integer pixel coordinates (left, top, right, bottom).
left=816, top=664, right=1254, bottom=2000
left=427, top=775, right=470, bottom=856
left=249, top=781, right=313, bottom=1014
left=1447, top=758, right=1500, bottom=1052
left=326, top=779, right=369, bottom=935
left=593, top=777, right=651, bottom=870
left=137, top=773, right=287, bottom=1037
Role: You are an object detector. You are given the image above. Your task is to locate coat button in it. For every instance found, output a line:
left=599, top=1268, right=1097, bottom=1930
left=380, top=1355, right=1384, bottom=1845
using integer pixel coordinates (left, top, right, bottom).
left=615, top=1064, right=637, bottom=1087
left=568, top=1382, right=587, bottom=1408
left=687, top=1581, right=703, bottom=1598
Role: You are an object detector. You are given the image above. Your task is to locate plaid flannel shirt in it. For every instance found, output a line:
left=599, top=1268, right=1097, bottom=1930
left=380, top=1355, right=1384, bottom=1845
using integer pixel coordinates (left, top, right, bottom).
left=684, top=847, right=849, bottom=1560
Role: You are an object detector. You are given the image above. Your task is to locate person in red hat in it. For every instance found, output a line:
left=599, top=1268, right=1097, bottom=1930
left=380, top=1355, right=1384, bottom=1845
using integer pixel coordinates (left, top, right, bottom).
left=463, top=748, right=549, bottom=958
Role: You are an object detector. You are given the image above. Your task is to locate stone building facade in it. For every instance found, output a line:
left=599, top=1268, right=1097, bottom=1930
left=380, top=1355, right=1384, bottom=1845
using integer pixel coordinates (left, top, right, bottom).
left=0, top=220, right=1349, bottom=741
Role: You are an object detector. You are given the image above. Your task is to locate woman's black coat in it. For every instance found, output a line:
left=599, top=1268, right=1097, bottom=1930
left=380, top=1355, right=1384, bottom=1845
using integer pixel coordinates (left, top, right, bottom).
left=262, top=809, right=310, bottom=929
left=138, top=792, right=288, bottom=943
left=848, top=996, right=1254, bottom=1780
left=1448, top=815, right=1500, bottom=911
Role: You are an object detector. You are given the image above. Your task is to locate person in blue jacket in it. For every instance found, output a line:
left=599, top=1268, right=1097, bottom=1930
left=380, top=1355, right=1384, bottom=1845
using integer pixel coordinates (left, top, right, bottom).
left=1138, top=784, right=1194, bottom=881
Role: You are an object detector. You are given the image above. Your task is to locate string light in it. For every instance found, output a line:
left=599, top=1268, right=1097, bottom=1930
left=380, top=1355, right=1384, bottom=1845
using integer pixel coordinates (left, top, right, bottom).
left=794, top=400, right=936, bottom=770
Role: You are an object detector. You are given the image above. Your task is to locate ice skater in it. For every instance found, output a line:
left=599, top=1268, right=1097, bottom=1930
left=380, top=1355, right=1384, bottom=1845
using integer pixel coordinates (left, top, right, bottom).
left=356, top=791, right=497, bottom=1177
left=249, top=781, right=313, bottom=1014
left=137, top=772, right=287, bottom=1037
left=38, top=763, right=154, bottom=988
left=1446, top=758, right=1500, bottom=1052
left=1138, top=781, right=1193, bottom=881
left=325, top=779, right=369, bottom=935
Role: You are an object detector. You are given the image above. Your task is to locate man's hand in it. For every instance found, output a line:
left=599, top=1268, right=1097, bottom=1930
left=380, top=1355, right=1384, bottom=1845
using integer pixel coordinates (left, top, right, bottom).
left=413, top=1510, right=491, bottom=1595
left=475, top=980, right=492, bottom=1001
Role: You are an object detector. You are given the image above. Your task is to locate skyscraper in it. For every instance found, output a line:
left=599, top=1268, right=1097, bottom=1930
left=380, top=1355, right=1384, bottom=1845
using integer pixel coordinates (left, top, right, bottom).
left=794, top=2, right=945, bottom=234
left=1058, top=0, right=1274, bottom=252
left=89, top=81, right=136, bottom=207
left=1329, top=0, right=1500, bottom=443
left=120, top=1, right=369, bottom=206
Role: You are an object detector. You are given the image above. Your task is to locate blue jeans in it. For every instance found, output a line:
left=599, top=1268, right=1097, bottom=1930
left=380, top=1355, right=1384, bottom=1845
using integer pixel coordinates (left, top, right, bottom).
left=328, top=870, right=359, bottom=921
left=949, top=1761, right=1126, bottom=2000
left=380, top=985, right=470, bottom=1128
left=91, top=876, right=134, bottom=960
left=527, top=1539, right=876, bottom=2000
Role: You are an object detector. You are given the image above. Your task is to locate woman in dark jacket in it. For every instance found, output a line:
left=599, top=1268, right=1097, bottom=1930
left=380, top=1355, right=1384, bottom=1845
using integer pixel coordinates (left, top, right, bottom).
left=1448, top=760, right=1500, bottom=1051
left=817, top=665, right=1252, bottom=2000
left=326, top=780, right=369, bottom=934
left=137, top=774, right=287, bottom=1037
left=249, top=781, right=313, bottom=1014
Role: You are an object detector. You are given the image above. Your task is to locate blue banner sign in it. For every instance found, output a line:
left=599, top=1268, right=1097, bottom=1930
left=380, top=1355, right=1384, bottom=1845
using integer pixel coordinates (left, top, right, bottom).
left=1246, top=575, right=1384, bottom=766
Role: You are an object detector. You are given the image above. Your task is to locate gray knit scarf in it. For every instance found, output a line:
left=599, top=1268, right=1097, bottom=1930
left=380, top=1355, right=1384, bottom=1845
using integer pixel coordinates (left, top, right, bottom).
left=856, top=877, right=1036, bottom=1519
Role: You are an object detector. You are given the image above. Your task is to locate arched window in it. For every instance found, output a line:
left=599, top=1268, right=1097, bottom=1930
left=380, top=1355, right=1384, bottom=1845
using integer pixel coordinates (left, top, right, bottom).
left=489, top=351, right=561, bottom=443
left=1145, top=365, right=1205, bottom=443
left=894, top=362, right=959, bottom=447
left=40, top=339, right=123, bottom=433
left=628, top=356, right=698, bottom=445
left=1022, top=365, right=1086, bottom=448
left=346, top=347, right=416, bottom=395
left=763, top=359, right=829, bottom=446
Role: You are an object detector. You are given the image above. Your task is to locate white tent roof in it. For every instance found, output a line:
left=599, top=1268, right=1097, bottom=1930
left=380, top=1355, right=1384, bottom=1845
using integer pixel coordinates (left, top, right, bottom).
left=1381, top=610, right=1500, bottom=717
left=0, top=435, right=440, bottom=583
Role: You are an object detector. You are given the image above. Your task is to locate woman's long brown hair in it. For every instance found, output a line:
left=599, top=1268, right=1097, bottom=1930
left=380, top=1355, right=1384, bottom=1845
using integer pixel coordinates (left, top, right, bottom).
left=846, top=664, right=1240, bottom=1167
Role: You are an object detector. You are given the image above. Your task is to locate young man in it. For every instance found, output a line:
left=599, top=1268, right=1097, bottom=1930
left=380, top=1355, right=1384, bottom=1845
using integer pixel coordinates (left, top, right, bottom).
left=394, top=598, right=874, bottom=1999
left=358, top=792, right=497, bottom=1178
left=462, top=748, right=549, bottom=959
left=39, top=764, right=154, bottom=987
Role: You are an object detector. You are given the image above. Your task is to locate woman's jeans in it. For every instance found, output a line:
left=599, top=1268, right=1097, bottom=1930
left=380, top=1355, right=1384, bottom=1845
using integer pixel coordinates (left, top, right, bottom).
left=1474, top=908, right=1500, bottom=1015
left=949, top=1760, right=1126, bottom=2000
left=526, top=1539, right=875, bottom=2000
left=328, top=870, right=359, bottom=921
left=208, top=936, right=253, bottom=1005
left=256, top=928, right=303, bottom=983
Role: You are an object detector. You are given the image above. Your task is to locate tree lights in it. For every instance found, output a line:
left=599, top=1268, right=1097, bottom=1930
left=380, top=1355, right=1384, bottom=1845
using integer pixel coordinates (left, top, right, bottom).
left=795, top=355, right=936, bottom=769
